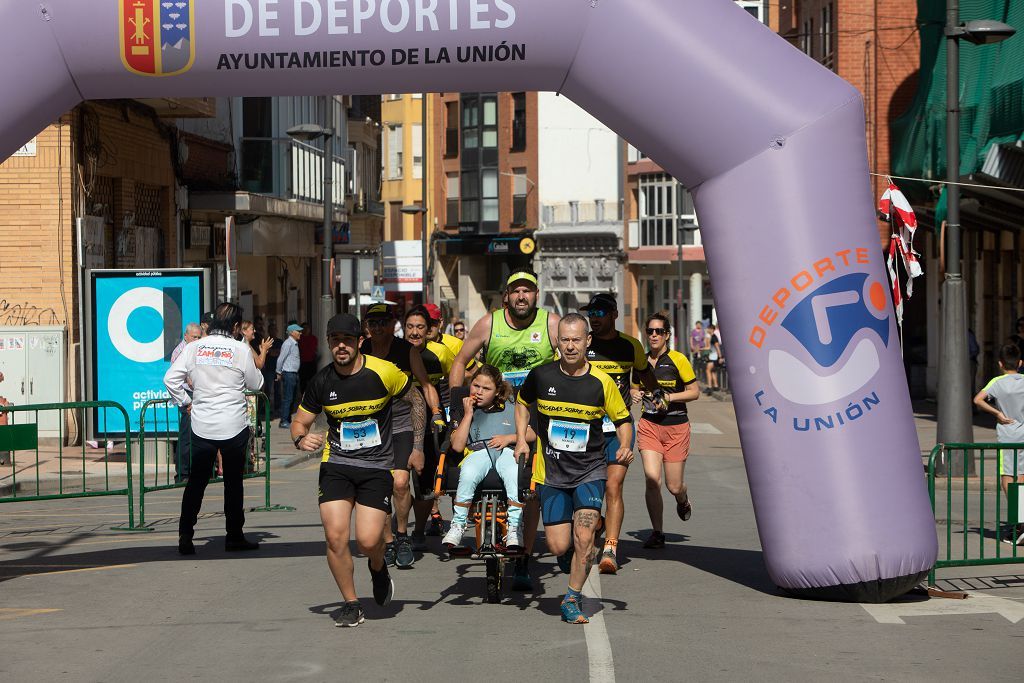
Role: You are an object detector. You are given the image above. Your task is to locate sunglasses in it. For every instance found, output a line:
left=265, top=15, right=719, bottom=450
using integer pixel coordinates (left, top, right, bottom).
left=586, top=309, right=612, bottom=318
left=454, top=327, right=465, bottom=333
left=366, top=318, right=391, bottom=327
left=646, top=327, right=668, bottom=336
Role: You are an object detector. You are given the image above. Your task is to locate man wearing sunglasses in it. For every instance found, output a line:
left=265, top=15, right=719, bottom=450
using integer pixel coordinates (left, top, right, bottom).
left=361, top=304, right=440, bottom=569
left=580, top=293, right=660, bottom=574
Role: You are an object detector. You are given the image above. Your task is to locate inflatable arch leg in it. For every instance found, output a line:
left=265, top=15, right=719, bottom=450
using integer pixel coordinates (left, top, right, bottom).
left=0, top=0, right=936, bottom=601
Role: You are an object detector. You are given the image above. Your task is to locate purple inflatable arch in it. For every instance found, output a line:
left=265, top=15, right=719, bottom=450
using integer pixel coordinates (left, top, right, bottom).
left=0, top=0, right=936, bottom=601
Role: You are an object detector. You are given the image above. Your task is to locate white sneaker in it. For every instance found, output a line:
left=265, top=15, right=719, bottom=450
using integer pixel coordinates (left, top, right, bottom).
left=504, top=527, right=522, bottom=549
left=442, top=521, right=467, bottom=547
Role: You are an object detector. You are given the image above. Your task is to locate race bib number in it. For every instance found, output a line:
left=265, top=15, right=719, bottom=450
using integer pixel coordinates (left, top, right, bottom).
left=548, top=419, right=589, bottom=453
left=340, top=419, right=382, bottom=450
left=503, top=369, right=529, bottom=387
left=601, top=415, right=616, bottom=433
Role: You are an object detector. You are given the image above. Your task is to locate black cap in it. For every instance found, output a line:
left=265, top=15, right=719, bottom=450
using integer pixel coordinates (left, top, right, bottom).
left=326, top=313, right=362, bottom=337
left=580, top=292, right=617, bottom=312
left=364, top=303, right=394, bottom=319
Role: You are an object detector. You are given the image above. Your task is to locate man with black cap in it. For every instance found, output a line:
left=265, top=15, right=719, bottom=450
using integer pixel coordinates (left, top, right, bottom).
left=361, top=303, right=440, bottom=568
left=450, top=269, right=560, bottom=590
left=291, top=313, right=426, bottom=627
left=581, top=292, right=660, bottom=575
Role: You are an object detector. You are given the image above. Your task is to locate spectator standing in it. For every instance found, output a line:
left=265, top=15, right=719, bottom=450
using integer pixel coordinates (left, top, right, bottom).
left=298, top=322, right=319, bottom=395
left=703, top=324, right=723, bottom=394
left=263, top=322, right=283, bottom=419
left=688, top=321, right=705, bottom=366
left=170, top=322, right=202, bottom=482
left=276, top=323, right=303, bottom=427
left=164, top=303, right=264, bottom=555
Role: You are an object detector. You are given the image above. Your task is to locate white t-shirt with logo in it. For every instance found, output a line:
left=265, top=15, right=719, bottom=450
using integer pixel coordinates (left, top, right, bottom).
left=164, top=332, right=264, bottom=440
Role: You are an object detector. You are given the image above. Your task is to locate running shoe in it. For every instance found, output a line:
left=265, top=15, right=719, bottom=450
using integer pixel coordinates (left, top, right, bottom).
left=677, top=498, right=692, bottom=522
left=557, top=547, right=575, bottom=574
left=411, top=530, right=427, bottom=551
left=178, top=535, right=195, bottom=556
left=598, top=548, right=618, bottom=575
left=395, top=535, right=415, bottom=568
left=442, top=521, right=467, bottom=548
left=511, top=556, right=532, bottom=591
left=643, top=531, right=666, bottom=549
left=384, top=541, right=397, bottom=567
left=368, top=559, right=395, bottom=606
left=426, top=511, right=445, bottom=536
left=560, top=597, right=589, bottom=625
left=224, top=534, right=259, bottom=551
left=504, top=527, right=522, bottom=551
left=335, top=601, right=365, bottom=628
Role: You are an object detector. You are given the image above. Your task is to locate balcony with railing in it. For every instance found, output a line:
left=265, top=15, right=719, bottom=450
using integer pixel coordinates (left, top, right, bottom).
left=238, top=136, right=346, bottom=205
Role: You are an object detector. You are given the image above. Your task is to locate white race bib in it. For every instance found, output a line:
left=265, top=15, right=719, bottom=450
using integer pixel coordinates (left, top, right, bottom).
left=548, top=419, right=590, bottom=453
left=339, top=419, right=382, bottom=451
left=601, top=415, right=616, bottom=433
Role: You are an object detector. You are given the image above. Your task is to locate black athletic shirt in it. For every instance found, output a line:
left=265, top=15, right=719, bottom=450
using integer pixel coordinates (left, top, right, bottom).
left=299, top=355, right=411, bottom=469
left=361, top=336, right=415, bottom=432
left=642, top=350, right=697, bottom=426
left=518, top=362, right=631, bottom=488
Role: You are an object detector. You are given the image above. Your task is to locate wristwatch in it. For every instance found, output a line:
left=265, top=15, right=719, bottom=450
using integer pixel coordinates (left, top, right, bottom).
left=293, top=434, right=305, bottom=450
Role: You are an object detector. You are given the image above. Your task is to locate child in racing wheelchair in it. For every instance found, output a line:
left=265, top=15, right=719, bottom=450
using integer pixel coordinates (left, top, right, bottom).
left=442, top=365, right=531, bottom=551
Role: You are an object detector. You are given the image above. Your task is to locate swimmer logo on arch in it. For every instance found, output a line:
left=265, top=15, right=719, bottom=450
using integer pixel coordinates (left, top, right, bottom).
left=119, top=1, right=195, bottom=77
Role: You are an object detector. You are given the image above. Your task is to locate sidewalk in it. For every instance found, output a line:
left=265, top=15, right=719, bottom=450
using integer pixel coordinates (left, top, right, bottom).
left=0, top=395, right=999, bottom=498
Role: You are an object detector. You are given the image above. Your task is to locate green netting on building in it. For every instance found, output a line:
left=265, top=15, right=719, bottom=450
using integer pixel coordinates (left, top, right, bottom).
left=891, top=0, right=1024, bottom=212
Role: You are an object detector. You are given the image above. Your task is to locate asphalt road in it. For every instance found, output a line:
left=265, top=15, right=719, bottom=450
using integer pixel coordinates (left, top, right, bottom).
left=0, top=400, right=1021, bottom=682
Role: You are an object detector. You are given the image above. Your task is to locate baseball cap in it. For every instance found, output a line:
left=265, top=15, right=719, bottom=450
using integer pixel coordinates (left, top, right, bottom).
left=423, top=303, right=443, bottom=322
left=286, top=323, right=303, bottom=333
left=506, top=271, right=538, bottom=289
left=326, top=313, right=362, bottom=337
left=580, top=292, right=617, bottom=312
left=365, top=303, right=393, bottom=319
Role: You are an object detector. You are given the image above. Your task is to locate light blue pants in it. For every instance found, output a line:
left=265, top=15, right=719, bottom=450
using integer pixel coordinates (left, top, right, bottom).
left=452, top=447, right=522, bottom=529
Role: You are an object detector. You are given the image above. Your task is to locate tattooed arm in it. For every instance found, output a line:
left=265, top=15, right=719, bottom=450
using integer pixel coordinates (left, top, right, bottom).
left=401, top=387, right=427, bottom=473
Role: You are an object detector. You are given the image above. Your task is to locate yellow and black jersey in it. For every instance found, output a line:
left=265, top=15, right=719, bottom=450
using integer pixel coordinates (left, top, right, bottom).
left=299, top=355, right=411, bottom=469
left=587, top=332, right=648, bottom=403
left=361, top=336, right=416, bottom=432
left=518, top=361, right=632, bottom=488
left=643, top=350, right=697, bottom=426
left=440, top=333, right=477, bottom=371
left=416, top=340, right=456, bottom=407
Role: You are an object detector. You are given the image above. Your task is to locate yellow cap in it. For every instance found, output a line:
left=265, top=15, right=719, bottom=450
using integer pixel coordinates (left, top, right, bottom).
left=506, top=271, right=538, bottom=289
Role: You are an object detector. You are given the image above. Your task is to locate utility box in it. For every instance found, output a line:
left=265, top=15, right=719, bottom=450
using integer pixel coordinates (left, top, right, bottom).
left=0, top=326, right=66, bottom=437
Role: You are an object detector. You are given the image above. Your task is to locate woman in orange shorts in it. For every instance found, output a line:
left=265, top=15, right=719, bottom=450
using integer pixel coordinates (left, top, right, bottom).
left=633, top=314, right=701, bottom=549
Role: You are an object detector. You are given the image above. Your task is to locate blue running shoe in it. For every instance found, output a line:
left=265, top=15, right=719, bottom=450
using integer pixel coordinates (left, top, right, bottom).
left=560, top=597, right=589, bottom=624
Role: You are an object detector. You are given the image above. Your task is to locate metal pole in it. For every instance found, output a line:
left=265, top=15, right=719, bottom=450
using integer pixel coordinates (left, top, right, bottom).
left=421, top=93, right=429, bottom=303
left=319, top=97, right=335, bottom=370
left=676, top=225, right=684, bottom=352
left=936, top=0, right=974, bottom=468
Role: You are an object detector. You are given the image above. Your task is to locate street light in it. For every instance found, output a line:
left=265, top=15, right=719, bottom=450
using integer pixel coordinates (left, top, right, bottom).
left=936, top=3, right=1015, bottom=466
left=400, top=203, right=429, bottom=302
left=287, top=106, right=336, bottom=371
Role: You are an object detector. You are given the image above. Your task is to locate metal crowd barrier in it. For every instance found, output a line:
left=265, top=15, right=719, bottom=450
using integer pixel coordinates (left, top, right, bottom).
left=0, top=401, right=137, bottom=530
left=131, top=390, right=294, bottom=530
left=928, top=443, right=1024, bottom=586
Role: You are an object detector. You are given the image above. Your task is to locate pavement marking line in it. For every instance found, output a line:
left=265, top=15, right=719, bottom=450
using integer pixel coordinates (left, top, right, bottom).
left=689, top=422, right=724, bottom=435
left=23, top=563, right=138, bottom=577
left=0, top=608, right=63, bottom=621
left=582, top=566, right=615, bottom=683
left=860, top=593, right=1024, bottom=624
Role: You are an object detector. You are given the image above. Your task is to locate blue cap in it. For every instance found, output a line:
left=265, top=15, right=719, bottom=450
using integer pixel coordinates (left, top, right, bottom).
left=286, top=324, right=303, bottom=333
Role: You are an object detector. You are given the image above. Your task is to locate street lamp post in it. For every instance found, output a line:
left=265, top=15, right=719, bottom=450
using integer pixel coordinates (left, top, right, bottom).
left=287, top=101, right=337, bottom=371
left=935, top=7, right=1015, bottom=472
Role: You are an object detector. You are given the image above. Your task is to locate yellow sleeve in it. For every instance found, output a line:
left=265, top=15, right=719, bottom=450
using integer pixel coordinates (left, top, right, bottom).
left=430, top=341, right=456, bottom=376
left=670, top=351, right=697, bottom=384
left=628, top=334, right=648, bottom=371
left=601, top=372, right=632, bottom=424
left=370, top=356, right=411, bottom=398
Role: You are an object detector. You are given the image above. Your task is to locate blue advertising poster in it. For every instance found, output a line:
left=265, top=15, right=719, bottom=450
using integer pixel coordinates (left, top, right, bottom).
left=90, top=270, right=206, bottom=436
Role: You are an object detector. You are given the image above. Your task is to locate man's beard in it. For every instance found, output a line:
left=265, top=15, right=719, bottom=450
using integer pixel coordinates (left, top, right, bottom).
left=334, top=353, right=357, bottom=369
left=508, top=302, right=534, bottom=321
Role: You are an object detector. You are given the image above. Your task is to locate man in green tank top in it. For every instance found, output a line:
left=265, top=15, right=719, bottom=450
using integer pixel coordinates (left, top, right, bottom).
left=450, top=270, right=560, bottom=589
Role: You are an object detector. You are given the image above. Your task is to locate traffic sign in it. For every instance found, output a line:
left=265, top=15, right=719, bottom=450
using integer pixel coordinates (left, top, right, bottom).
left=371, top=285, right=386, bottom=302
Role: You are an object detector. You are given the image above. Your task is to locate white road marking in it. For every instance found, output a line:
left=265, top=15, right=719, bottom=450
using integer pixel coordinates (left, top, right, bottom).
left=689, top=422, right=723, bottom=435
left=582, top=567, right=615, bottom=682
left=860, top=593, right=1024, bottom=624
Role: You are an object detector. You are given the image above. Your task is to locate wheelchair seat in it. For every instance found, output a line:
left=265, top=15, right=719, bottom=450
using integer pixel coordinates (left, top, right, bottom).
left=437, top=449, right=532, bottom=501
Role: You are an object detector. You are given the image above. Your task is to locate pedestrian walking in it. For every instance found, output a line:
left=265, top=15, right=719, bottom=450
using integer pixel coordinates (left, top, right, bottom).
left=276, top=323, right=303, bottom=427
left=164, top=303, right=265, bottom=555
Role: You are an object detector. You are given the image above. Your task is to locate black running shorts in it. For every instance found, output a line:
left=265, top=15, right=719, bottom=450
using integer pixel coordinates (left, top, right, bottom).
left=318, top=462, right=394, bottom=512
left=392, top=431, right=414, bottom=470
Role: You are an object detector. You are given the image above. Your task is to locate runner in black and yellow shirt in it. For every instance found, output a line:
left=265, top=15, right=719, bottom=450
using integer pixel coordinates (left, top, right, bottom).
left=580, top=292, right=660, bottom=576
left=515, top=314, right=632, bottom=625
left=290, top=314, right=426, bottom=628
left=636, top=313, right=700, bottom=550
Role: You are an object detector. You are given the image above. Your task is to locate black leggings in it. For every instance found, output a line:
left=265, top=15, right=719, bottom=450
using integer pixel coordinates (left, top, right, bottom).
left=178, top=427, right=250, bottom=540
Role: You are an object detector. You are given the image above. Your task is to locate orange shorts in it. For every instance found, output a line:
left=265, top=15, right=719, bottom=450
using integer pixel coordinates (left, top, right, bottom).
left=637, top=419, right=691, bottom=463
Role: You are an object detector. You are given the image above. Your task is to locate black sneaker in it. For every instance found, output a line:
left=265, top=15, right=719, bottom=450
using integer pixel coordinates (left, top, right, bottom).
left=511, top=556, right=533, bottom=591
left=225, top=535, right=260, bottom=552
left=677, top=498, right=692, bottom=522
left=178, top=535, right=195, bottom=555
left=426, top=511, right=444, bottom=536
left=395, top=535, right=415, bottom=568
left=384, top=541, right=397, bottom=567
left=411, top=530, right=427, bottom=551
left=368, top=559, right=395, bottom=606
left=643, top=531, right=666, bottom=549
left=335, top=601, right=365, bottom=628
